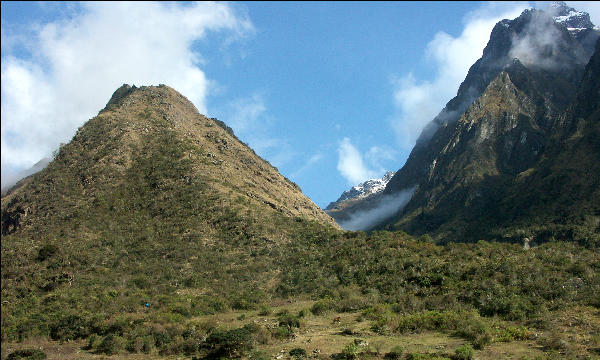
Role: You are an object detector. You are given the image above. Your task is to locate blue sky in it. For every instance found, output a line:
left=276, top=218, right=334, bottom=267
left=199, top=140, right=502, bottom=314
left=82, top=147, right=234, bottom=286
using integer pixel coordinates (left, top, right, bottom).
left=2, top=2, right=599, bottom=207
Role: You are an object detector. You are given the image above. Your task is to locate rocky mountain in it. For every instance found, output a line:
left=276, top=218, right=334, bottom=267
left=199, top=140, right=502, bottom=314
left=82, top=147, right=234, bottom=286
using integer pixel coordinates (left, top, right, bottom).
left=551, top=1, right=595, bottom=31
left=325, top=171, right=395, bottom=210
left=379, top=6, right=600, bottom=244
left=335, top=5, right=599, bottom=243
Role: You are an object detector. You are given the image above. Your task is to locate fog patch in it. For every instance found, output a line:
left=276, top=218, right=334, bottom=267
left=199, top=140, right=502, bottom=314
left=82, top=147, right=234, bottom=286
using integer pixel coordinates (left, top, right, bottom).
left=338, top=187, right=416, bottom=231
left=1, top=155, right=52, bottom=192
left=509, top=9, right=589, bottom=69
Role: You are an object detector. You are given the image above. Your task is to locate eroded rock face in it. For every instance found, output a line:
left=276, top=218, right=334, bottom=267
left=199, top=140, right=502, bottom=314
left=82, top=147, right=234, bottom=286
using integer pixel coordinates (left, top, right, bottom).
left=374, top=7, right=600, bottom=241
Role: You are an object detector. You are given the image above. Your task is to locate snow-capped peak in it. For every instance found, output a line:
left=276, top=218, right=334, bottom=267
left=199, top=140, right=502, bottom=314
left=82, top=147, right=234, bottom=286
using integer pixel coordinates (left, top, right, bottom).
left=550, top=2, right=595, bottom=31
left=325, top=171, right=395, bottom=210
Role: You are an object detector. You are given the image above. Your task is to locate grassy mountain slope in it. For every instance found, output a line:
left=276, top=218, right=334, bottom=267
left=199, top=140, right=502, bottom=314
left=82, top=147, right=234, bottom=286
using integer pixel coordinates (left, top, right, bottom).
left=0, top=84, right=341, bottom=344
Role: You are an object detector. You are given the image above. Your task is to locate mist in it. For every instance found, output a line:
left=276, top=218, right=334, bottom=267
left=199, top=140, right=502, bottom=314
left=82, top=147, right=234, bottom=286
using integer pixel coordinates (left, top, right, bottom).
left=1, top=156, right=52, bottom=192
left=509, top=9, right=590, bottom=70
left=337, top=187, right=416, bottom=231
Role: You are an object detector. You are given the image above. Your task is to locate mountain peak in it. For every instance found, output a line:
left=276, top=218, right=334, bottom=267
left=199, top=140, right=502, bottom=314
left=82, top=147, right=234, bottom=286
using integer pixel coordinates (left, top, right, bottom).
left=326, top=171, right=395, bottom=210
left=2, top=83, right=339, bottom=238
left=550, top=2, right=595, bottom=30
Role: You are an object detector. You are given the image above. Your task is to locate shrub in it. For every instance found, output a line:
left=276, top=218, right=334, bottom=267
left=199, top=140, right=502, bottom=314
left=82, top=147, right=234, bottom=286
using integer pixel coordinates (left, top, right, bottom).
left=36, top=244, right=58, bottom=261
left=337, top=341, right=358, bottom=360
left=49, top=313, right=90, bottom=341
left=289, top=347, right=307, bottom=359
left=203, top=326, right=253, bottom=358
left=6, top=349, right=46, bottom=360
left=454, top=344, right=474, bottom=360
left=96, top=334, right=126, bottom=355
left=278, top=312, right=300, bottom=329
left=311, top=299, right=335, bottom=315
left=258, top=305, right=271, bottom=316
left=84, top=334, right=101, bottom=350
left=272, top=326, right=293, bottom=340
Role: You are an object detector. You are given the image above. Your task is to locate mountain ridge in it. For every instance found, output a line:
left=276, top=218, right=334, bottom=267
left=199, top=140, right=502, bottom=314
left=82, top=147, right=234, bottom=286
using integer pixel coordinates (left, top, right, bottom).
left=379, top=7, right=600, bottom=244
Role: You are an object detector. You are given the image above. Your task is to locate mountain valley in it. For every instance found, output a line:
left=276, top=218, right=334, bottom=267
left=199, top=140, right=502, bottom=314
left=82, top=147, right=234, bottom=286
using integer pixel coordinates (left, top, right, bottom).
left=2, top=3, right=600, bottom=360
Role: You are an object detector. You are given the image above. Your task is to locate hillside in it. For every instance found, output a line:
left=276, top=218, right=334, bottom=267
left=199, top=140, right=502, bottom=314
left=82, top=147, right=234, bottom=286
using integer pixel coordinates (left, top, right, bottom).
left=0, top=84, right=342, bottom=349
left=1, top=84, right=337, bottom=235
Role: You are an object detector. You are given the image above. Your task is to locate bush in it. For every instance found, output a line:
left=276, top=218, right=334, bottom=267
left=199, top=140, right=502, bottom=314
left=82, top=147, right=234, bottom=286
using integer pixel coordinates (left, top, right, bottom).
left=96, top=334, right=126, bottom=355
left=49, top=314, right=90, bottom=341
left=289, top=347, right=307, bottom=359
left=6, top=349, right=46, bottom=360
left=454, top=344, right=474, bottom=360
left=84, top=334, right=101, bottom=350
left=336, top=341, right=359, bottom=360
left=278, top=312, right=300, bottom=329
left=311, top=299, right=335, bottom=316
left=272, top=326, right=293, bottom=340
left=203, top=326, right=253, bottom=358
left=36, top=244, right=58, bottom=261
left=258, top=305, right=271, bottom=316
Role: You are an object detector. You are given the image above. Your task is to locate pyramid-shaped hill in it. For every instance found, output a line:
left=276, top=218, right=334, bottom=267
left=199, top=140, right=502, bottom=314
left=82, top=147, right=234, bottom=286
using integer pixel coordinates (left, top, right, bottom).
left=2, top=84, right=338, bottom=237
left=1, top=84, right=340, bottom=342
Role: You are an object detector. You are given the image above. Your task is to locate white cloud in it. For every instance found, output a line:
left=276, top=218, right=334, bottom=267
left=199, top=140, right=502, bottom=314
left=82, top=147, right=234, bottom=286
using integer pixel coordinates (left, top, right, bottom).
left=337, top=138, right=379, bottom=185
left=337, top=187, right=416, bottom=231
left=1, top=2, right=253, bottom=188
left=391, top=2, right=529, bottom=148
left=225, top=94, right=267, bottom=134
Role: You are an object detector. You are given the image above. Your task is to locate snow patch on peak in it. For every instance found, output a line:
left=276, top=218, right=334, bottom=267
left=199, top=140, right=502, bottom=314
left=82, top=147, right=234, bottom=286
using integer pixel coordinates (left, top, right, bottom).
left=326, top=171, right=396, bottom=210
left=550, top=2, right=595, bottom=30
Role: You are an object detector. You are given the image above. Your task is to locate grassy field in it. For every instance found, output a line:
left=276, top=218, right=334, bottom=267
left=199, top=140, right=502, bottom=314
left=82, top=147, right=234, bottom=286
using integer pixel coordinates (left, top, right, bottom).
left=3, top=298, right=598, bottom=359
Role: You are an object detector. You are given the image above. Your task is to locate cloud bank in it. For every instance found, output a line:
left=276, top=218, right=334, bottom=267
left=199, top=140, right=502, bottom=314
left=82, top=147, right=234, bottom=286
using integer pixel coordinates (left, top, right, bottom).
left=1, top=2, right=253, bottom=188
left=337, top=187, right=416, bottom=231
left=391, top=3, right=528, bottom=149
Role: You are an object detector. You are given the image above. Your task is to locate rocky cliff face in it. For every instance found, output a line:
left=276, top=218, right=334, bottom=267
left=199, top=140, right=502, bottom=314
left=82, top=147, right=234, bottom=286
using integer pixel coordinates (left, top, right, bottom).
left=385, top=6, right=598, bottom=196
left=383, top=17, right=599, bottom=244
left=338, top=5, right=599, bottom=241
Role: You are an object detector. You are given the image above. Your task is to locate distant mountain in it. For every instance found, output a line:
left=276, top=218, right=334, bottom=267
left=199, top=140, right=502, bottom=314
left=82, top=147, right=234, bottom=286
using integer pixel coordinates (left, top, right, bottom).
left=325, top=171, right=395, bottom=210
left=551, top=1, right=595, bottom=31
left=325, top=171, right=401, bottom=231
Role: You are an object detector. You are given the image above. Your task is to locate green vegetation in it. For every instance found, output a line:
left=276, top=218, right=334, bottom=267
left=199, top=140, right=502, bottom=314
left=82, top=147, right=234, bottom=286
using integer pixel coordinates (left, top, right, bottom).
left=6, top=349, right=46, bottom=360
left=2, top=85, right=599, bottom=359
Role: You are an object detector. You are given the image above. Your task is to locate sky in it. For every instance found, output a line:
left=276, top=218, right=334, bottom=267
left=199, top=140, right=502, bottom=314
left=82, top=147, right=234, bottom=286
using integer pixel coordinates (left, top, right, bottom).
left=2, top=1, right=599, bottom=207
